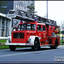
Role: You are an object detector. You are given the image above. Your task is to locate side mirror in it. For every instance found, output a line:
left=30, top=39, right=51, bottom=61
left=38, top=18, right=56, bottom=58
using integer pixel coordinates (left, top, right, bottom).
left=13, top=26, right=18, bottom=31
left=15, top=27, right=18, bottom=31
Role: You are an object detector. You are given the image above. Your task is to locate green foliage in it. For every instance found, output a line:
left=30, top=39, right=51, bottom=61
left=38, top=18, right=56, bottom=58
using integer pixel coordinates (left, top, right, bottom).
left=0, top=45, right=9, bottom=49
left=0, top=1, right=8, bottom=12
left=60, top=40, right=64, bottom=42
left=27, top=3, right=37, bottom=14
left=58, top=26, right=61, bottom=34
left=60, top=43, right=64, bottom=45
left=0, top=39, right=7, bottom=42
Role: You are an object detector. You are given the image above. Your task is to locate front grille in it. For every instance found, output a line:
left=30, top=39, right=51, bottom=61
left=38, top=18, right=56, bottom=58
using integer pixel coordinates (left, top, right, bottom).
left=13, top=33, right=24, bottom=38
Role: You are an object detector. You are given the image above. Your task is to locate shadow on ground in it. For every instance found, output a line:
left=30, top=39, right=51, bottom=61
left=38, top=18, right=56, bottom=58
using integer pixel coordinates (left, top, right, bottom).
left=14, top=47, right=57, bottom=52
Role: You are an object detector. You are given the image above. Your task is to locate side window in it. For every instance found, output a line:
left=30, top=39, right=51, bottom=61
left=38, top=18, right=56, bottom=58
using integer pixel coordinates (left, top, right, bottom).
left=37, top=25, right=41, bottom=31
left=43, top=26, right=45, bottom=30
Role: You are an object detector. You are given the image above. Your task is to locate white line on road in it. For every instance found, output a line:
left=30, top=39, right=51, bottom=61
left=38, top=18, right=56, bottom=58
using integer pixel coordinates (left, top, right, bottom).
left=0, top=52, right=33, bottom=57
left=0, top=51, right=42, bottom=58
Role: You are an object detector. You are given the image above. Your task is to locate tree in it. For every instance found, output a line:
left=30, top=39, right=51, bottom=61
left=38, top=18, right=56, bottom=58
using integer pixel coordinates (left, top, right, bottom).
left=0, top=1, right=8, bottom=12
left=27, top=3, right=37, bottom=14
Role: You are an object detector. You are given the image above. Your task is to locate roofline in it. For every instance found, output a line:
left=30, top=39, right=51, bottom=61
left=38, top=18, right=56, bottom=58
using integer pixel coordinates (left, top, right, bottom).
left=0, top=13, right=11, bottom=20
left=0, top=15, right=11, bottom=20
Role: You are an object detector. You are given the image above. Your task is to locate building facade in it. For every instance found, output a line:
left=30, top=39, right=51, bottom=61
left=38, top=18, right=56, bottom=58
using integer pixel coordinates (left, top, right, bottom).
left=0, top=13, right=11, bottom=37
left=0, top=1, right=35, bottom=14
left=0, top=1, right=35, bottom=37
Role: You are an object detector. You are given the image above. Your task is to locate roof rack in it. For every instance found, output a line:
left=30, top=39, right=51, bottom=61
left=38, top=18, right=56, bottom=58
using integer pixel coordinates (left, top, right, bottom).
left=7, top=9, right=57, bottom=26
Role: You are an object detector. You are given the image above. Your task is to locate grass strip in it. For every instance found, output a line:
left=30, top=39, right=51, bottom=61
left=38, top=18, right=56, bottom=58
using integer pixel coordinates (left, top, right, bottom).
left=0, top=39, right=7, bottom=42
left=60, top=40, right=64, bottom=42
left=0, top=45, right=9, bottom=49
left=0, top=39, right=64, bottom=49
left=0, top=45, right=23, bottom=49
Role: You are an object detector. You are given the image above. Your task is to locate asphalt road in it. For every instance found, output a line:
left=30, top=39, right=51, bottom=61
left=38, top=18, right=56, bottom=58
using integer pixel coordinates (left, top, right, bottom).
left=0, top=45, right=64, bottom=63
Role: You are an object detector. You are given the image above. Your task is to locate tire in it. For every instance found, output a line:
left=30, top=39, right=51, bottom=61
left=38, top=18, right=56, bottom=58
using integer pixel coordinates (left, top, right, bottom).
left=50, top=39, right=58, bottom=49
left=9, top=45, right=16, bottom=51
left=32, top=38, right=40, bottom=51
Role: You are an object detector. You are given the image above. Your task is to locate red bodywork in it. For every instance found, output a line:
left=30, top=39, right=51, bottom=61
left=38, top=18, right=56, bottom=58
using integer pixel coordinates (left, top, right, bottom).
left=11, top=21, right=60, bottom=46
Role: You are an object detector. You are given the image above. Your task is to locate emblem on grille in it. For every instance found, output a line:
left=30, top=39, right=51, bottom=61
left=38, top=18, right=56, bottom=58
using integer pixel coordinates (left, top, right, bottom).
left=18, top=40, right=19, bottom=41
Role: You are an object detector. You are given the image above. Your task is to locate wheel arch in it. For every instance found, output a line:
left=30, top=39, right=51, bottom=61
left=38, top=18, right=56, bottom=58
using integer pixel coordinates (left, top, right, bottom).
left=28, top=36, right=40, bottom=45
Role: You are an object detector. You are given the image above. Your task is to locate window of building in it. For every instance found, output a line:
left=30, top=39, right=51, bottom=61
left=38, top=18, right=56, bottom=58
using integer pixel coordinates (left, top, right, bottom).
left=0, top=18, right=1, bottom=36
left=23, top=7, right=24, bottom=10
left=1, top=6, right=7, bottom=8
left=37, top=25, right=41, bottom=31
left=28, top=1, right=29, bottom=4
left=1, top=29, right=4, bottom=37
left=0, top=18, right=1, bottom=27
left=16, top=5, right=17, bottom=8
left=6, top=20, right=8, bottom=37
left=18, top=5, right=19, bottom=9
left=20, top=6, right=21, bottom=9
left=1, top=18, right=5, bottom=37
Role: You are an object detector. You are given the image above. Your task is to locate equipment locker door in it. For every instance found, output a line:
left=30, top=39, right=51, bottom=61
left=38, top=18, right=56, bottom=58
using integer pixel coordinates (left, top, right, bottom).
left=37, top=25, right=42, bottom=42
left=42, top=25, right=47, bottom=42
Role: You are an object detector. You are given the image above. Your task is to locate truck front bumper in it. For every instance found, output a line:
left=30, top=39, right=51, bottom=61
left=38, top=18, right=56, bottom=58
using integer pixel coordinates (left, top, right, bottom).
left=5, top=42, right=34, bottom=46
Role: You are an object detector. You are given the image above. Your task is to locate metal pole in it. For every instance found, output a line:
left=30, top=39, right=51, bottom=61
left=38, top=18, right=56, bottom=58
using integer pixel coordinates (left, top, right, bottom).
left=47, top=0, right=48, bottom=19
left=62, top=24, right=63, bottom=41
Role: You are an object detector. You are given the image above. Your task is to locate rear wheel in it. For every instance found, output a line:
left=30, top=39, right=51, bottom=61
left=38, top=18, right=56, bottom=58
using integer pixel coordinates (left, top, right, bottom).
left=9, top=45, right=16, bottom=51
left=50, top=39, right=58, bottom=49
left=32, top=38, right=40, bottom=51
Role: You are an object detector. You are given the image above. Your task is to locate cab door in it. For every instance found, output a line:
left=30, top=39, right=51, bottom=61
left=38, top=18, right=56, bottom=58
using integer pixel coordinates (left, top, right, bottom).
left=42, top=25, right=47, bottom=42
left=37, top=25, right=42, bottom=42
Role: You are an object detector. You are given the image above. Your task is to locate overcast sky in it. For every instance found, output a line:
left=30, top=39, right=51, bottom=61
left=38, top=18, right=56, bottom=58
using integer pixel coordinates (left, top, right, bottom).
left=35, top=1, right=64, bottom=26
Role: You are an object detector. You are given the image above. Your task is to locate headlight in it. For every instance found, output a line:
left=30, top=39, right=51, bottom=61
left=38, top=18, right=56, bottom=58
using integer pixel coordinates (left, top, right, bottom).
left=28, top=38, right=31, bottom=43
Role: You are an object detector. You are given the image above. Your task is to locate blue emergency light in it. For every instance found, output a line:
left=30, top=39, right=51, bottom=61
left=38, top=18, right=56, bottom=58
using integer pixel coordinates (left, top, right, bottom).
left=35, top=19, right=37, bottom=21
left=35, top=19, right=37, bottom=23
left=20, top=20, right=22, bottom=23
left=20, top=20, right=22, bottom=22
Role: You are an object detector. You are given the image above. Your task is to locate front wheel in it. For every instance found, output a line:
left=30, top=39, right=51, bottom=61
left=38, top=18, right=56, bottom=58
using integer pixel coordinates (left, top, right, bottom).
left=9, top=45, right=16, bottom=51
left=32, top=38, right=40, bottom=51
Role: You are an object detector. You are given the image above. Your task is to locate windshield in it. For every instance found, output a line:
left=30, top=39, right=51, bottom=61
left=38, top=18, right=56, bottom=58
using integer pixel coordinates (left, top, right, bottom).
left=18, top=24, right=36, bottom=31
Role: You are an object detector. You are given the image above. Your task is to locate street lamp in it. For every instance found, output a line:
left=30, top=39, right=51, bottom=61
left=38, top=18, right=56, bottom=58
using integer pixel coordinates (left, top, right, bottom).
left=47, top=0, right=48, bottom=19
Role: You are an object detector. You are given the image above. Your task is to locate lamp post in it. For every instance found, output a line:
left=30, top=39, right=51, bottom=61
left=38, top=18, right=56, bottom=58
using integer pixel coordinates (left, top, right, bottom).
left=47, top=0, right=48, bottom=19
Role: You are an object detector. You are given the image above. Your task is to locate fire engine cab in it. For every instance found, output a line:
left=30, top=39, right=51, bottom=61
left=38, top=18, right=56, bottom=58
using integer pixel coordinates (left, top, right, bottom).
left=5, top=9, right=60, bottom=51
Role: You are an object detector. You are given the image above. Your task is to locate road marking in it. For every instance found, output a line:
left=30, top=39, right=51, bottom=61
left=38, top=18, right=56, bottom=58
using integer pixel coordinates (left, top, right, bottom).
left=0, top=49, right=50, bottom=58
left=0, top=51, right=42, bottom=57
left=0, top=52, right=33, bottom=57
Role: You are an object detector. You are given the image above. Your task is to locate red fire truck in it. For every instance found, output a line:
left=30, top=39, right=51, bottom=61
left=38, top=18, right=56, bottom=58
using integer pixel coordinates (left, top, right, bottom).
left=5, top=10, right=60, bottom=51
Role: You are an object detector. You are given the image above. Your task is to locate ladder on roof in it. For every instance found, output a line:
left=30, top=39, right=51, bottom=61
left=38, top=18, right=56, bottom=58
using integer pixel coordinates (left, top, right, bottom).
left=7, top=9, right=57, bottom=26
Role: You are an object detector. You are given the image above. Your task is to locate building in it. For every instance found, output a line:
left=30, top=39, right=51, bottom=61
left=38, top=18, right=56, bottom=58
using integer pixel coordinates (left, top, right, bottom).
left=0, top=13, right=11, bottom=37
left=0, top=1, right=35, bottom=14
left=0, top=1, right=35, bottom=37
